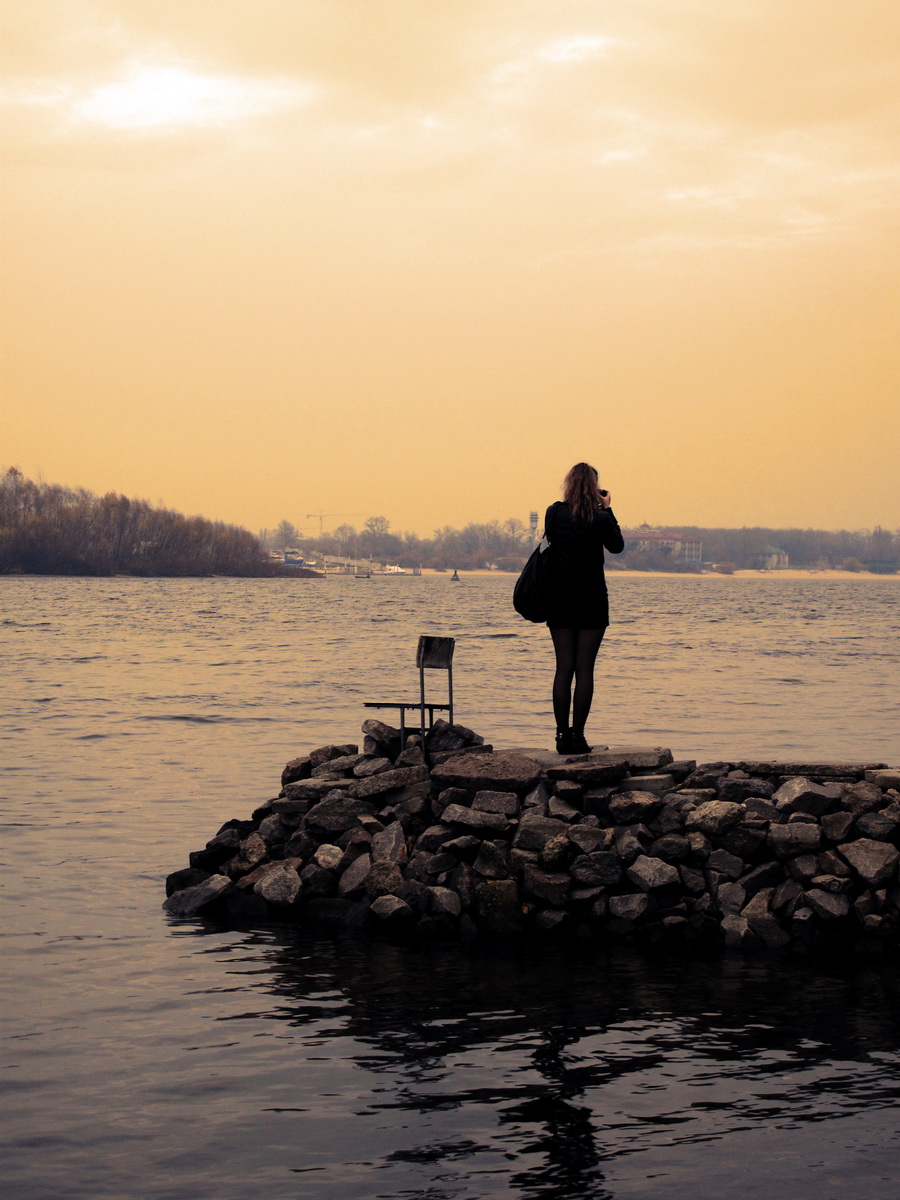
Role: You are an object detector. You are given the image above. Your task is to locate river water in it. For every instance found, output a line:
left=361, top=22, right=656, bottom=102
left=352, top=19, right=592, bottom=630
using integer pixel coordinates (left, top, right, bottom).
left=1, top=573, right=899, bottom=1199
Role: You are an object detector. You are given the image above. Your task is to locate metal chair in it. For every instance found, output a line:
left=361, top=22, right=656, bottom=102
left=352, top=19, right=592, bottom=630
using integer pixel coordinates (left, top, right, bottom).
left=364, top=635, right=455, bottom=749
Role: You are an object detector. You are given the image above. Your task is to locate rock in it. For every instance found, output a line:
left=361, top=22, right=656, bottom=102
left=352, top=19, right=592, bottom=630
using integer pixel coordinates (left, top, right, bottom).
left=523, top=865, right=571, bottom=907
left=821, top=811, right=855, bottom=842
left=678, top=865, right=706, bottom=894
left=440, top=804, right=511, bottom=834
left=523, top=780, right=552, bottom=811
left=365, top=861, right=404, bottom=896
left=627, top=855, right=680, bottom=891
left=512, top=813, right=572, bottom=852
left=416, top=824, right=455, bottom=852
left=162, top=873, right=233, bottom=916
left=685, top=801, right=744, bottom=837
left=472, top=790, right=520, bottom=816
left=717, top=778, right=775, bottom=804
left=371, top=821, right=408, bottom=863
left=165, top=866, right=210, bottom=896
left=361, top=719, right=402, bottom=755
left=425, top=886, right=462, bottom=918
left=738, top=861, right=785, bottom=898
left=353, top=755, right=395, bottom=778
left=356, top=765, right=429, bottom=800
left=431, top=751, right=542, bottom=793
left=369, top=895, right=413, bottom=922
left=425, top=718, right=484, bottom=753
left=805, top=888, right=850, bottom=920
left=255, top=863, right=302, bottom=906
left=309, top=743, right=358, bottom=768
left=608, top=791, right=664, bottom=824
left=742, top=761, right=886, bottom=780
left=278, top=778, right=358, bottom=806
left=715, top=882, right=747, bottom=914
left=841, top=781, right=887, bottom=815
left=225, top=832, right=268, bottom=878
left=864, top=769, right=900, bottom=790
left=721, top=913, right=758, bottom=950
left=395, top=744, right=426, bottom=768
left=540, top=834, right=571, bottom=870
left=475, top=879, right=523, bottom=935
left=570, top=852, right=623, bottom=888
left=472, top=840, right=510, bottom=878
left=838, top=839, right=900, bottom=887
left=614, top=827, right=645, bottom=864
left=299, top=862, right=337, bottom=897
left=769, top=823, right=822, bottom=857
left=855, top=813, right=897, bottom=842
left=533, top=909, right=571, bottom=933
left=311, top=753, right=367, bottom=778
left=608, top=893, right=653, bottom=921
left=773, top=777, right=840, bottom=817
left=618, top=774, right=675, bottom=796
left=567, top=825, right=609, bottom=854
left=312, top=844, right=343, bottom=871
left=682, top=763, right=732, bottom=789
left=282, top=755, right=313, bottom=786
left=305, top=796, right=377, bottom=837
left=548, top=796, right=581, bottom=823
left=707, top=849, right=744, bottom=879
left=338, top=853, right=373, bottom=898
left=545, top=760, right=630, bottom=786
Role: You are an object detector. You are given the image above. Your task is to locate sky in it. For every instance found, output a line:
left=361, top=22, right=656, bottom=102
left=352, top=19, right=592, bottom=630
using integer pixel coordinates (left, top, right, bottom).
left=2, top=0, right=898, bottom=538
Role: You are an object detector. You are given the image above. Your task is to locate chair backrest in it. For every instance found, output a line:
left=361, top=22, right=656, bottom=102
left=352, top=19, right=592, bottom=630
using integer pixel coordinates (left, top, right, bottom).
left=416, top=635, right=455, bottom=670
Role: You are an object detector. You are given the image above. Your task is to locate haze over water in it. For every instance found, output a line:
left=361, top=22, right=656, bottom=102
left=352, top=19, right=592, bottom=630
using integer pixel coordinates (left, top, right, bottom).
left=1, top=573, right=898, bottom=1199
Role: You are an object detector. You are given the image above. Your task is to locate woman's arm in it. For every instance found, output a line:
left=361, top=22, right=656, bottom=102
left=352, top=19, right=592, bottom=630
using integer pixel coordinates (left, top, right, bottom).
left=599, top=506, right=625, bottom=554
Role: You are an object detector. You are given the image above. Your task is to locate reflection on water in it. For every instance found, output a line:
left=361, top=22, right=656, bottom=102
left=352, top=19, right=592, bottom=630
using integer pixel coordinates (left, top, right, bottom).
left=191, top=928, right=900, bottom=1199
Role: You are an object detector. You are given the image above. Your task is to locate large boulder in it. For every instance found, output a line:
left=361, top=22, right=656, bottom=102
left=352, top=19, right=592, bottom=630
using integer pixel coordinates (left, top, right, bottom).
left=163, top=873, right=233, bottom=917
left=431, top=752, right=542, bottom=794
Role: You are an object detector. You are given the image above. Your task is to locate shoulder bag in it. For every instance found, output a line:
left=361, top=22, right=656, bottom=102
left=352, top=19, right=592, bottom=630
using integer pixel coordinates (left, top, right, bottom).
left=513, top=534, right=553, bottom=622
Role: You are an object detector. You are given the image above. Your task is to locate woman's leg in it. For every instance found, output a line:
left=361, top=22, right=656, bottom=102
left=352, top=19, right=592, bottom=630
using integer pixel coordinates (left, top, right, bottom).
left=571, top=628, right=605, bottom=734
left=549, top=626, right=577, bottom=732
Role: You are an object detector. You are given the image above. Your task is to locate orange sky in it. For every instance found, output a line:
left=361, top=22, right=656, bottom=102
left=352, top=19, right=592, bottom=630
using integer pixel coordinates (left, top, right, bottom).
left=2, top=1, right=898, bottom=537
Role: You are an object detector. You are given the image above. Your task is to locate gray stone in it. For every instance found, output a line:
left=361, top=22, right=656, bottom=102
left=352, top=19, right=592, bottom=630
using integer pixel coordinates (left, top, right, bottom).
left=608, top=791, right=664, bottom=824
left=475, top=878, right=522, bottom=935
left=369, top=895, right=413, bottom=921
left=855, top=813, right=897, bottom=842
left=717, top=778, right=775, bottom=805
left=165, top=866, right=209, bottom=897
left=360, top=718, right=401, bottom=752
left=472, top=840, right=510, bottom=878
left=707, top=849, right=744, bottom=879
left=309, top=742, right=358, bottom=768
left=255, top=863, right=302, bottom=906
left=162, top=873, right=234, bottom=916
left=864, top=769, right=900, bottom=790
left=539, top=834, right=571, bottom=870
left=685, top=801, right=744, bottom=836
left=512, top=812, right=571, bottom=852
left=279, top=778, right=358, bottom=805
left=425, top=886, right=462, bottom=918
left=821, top=810, right=855, bottom=842
left=356, top=765, right=429, bottom=800
left=352, top=756, right=394, bottom=778
left=312, top=844, right=343, bottom=871
left=569, top=852, right=623, bottom=888
left=738, top=861, right=785, bottom=898
left=311, top=753, right=366, bottom=778
left=678, top=865, right=707, bottom=894
left=773, top=777, right=840, bottom=817
left=769, top=823, right=822, bottom=857
left=617, top=774, right=674, bottom=796
left=614, top=828, right=644, bottom=864
left=742, top=761, right=886, bottom=780
left=425, top=718, right=484, bottom=753
left=841, top=781, right=887, bottom=815
left=548, top=796, right=581, bottom=823
left=627, top=855, right=680, bottom=891
left=522, top=780, right=552, bottom=810
left=716, top=882, right=747, bottom=913
left=225, top=832, right=268, bottom=878
left=472, top=790, right=520, bottom=816
left=338, top=853, right=372, bottom=898
left=281, top=755, right=312, bottom=786
left=431, top=751, right=542, bottom=793
left=567, top=825, right=609, bottom=854
left=416, top=824, right=455, bottom=852
left=523, top=865, right=571, bottom=906
left=546, top=760, right=630, bottom=787
left=365, top=861, right=404, bottom=897
left=533, top=909, right=571, bottom=933
left=395, top=744, right=426, bottom=768
left=721, top=913, right=757, bottom=949
left=440, top=804, right=511, bottom=833
left=371, top=821, right=408, bottom=863
left=608, top=893, right=653, bottom=921
left=305, top=795, right=377, bottom=836
left=805, top=888, right=850, bottom=920
left=298, top=862, right=337, bottom=897
left=838, top=839, right=900, bottom=887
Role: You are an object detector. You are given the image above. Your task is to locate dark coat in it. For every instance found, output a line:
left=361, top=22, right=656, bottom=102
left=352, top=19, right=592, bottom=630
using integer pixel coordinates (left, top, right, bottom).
left=543, top=500, right=624, bottom=628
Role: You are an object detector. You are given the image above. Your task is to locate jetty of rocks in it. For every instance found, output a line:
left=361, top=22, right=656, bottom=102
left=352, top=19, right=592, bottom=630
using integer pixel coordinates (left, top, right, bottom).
left=164, top=719, right=900, bottom=954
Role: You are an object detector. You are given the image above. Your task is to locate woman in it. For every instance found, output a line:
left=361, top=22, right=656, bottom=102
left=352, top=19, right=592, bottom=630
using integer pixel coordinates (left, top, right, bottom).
left=544, top=462, right=624, bottom=754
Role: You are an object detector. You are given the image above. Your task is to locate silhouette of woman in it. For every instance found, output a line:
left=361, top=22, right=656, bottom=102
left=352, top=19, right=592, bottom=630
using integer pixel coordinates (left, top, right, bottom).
left=544, top=463, right=624, bottom=754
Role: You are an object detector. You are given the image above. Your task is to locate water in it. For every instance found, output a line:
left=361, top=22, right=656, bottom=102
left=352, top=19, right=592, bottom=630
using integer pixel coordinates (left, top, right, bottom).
left=1, top=573, right=899, bottom=1199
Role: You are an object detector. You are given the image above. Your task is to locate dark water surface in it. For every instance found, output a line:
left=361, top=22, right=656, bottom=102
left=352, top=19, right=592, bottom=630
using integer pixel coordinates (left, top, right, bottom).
left=1, top=574, right=898, bottom=1199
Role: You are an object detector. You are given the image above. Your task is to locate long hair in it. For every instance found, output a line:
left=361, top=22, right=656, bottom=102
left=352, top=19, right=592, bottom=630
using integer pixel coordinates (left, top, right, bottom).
left=562, top=462, right=601, bottom=522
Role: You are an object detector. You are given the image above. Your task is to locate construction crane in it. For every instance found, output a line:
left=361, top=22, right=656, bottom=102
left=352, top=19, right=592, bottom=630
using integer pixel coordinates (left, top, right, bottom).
left=306, top=512, right=364, bottom=538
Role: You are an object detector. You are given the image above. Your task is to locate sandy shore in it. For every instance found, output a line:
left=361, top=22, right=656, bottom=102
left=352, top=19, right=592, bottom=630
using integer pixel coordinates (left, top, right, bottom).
left=422, top=567, right=897, bottom=580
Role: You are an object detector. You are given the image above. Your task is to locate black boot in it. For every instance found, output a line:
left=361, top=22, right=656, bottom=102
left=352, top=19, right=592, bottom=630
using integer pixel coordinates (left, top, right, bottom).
left=569, top=728, right=592, bottom=754
left=555, top=728, right=575, bottom=755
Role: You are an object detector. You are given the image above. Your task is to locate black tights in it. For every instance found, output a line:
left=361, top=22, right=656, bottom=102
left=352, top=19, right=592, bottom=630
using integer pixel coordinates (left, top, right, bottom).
left=549, top=627, right=605, bottom=733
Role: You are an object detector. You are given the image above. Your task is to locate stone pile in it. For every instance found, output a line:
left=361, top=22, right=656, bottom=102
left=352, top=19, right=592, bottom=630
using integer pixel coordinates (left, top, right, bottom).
left=164, top=718, right=900, bottom=954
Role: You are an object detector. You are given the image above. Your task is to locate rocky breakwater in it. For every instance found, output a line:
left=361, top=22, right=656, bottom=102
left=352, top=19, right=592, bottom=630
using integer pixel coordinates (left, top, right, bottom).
left=164, top=719, right=900, bottom=954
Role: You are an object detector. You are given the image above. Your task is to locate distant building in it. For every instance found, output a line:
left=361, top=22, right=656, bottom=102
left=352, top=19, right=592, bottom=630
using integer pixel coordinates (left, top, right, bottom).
left=753, top=546, right=789, bottom=570
left=623, top=524, right=703, bottom=563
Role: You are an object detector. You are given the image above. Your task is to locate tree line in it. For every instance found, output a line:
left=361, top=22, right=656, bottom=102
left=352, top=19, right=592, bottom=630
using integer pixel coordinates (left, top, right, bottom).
left=0, top=468, right=274, bottom=576
left=262, top=515, right=898, bottom=573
